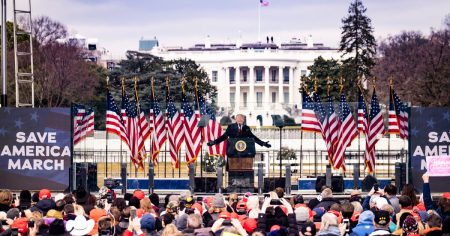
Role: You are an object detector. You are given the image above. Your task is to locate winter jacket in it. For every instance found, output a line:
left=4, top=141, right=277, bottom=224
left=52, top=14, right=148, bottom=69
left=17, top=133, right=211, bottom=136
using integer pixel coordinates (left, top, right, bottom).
left=423, top=182, right=450, bottom=220
left=349, top=211, right=375, bottom=236
left=315, top=198, right=340, bottom=211
left=318, top=225, right=341, bottom=236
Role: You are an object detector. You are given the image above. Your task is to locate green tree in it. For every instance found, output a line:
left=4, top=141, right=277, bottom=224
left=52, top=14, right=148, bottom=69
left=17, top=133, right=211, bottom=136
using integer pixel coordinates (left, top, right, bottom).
left=301, top=56, right=345, bottom=101
left=108, top=50, right=217, bottom=116
left=339, top=0, right=376, bottom=89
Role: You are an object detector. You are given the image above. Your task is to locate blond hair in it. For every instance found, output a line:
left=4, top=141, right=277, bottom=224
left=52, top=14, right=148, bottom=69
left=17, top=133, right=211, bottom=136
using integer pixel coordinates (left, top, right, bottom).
left=320, top=213, right=338, bottom=231
left=161, top=224, right=181, bottom=236
left=0, top=190, right=12, bottom=206
left=140, top=198, right=154, bottom=213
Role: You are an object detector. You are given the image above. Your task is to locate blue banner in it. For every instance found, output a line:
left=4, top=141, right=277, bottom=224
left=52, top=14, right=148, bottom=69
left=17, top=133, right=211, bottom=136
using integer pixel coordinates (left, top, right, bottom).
left=0, top=108, right=71, bottom=190
left=410, top=107, right=450, bottom=192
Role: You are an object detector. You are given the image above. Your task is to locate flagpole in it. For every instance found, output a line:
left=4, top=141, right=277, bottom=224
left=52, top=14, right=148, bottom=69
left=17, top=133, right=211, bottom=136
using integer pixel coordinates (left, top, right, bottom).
left=258, top=1, right=261, bottom=43
left=134, top=77, right=140, bottom=178
left=150, top=77, right=155, bottom=173
left=105, top=77, right=109, bottom=178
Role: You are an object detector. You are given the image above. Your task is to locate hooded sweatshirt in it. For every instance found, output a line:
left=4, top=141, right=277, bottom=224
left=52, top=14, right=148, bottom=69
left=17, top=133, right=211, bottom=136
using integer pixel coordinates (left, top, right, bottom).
left=350, top=211, right=375, bottom=236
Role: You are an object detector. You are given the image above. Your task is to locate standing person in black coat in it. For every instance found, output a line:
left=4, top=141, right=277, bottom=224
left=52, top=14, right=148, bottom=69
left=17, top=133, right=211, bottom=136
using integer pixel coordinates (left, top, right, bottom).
left=207, top=114, right=271, bottom=148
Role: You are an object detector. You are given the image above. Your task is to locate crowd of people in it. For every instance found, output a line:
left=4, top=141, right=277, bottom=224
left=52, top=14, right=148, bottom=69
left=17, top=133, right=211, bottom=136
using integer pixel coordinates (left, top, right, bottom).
left=0, top=173, right=449, bottom=236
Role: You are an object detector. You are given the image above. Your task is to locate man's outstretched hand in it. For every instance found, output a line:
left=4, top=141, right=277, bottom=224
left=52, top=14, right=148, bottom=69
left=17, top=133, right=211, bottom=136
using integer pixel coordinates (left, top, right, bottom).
left=264, top=141, right=271, bottom=148
left=207, top=141, right=215, bottom=146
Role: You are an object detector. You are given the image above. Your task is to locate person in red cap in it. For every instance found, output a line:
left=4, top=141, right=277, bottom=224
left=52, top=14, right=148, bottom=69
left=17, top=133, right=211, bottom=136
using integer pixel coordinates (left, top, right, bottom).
left=133, top=190, right=145, bottom=201
left=38, top=189, right=51, bottom=200
left=11, top=217, right=28, bottom=236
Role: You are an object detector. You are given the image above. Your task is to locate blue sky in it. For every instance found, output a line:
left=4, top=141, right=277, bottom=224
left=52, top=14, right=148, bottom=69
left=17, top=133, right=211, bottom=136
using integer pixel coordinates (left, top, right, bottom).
left=16, top=0, right=450, bottom=58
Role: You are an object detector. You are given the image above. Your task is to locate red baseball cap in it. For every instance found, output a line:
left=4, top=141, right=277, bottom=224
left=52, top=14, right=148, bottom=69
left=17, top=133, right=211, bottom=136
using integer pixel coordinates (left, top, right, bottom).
left=39, top=189, right=51, bottom=200
left=133, top=190, right=145, bottom=200
left=219, top=211, right=231, bottom=220
left=442, top=192, right=450, bottom=199
left=242, top=218, right=257, bottom=233
left=12, top=218, right=28, bottom=235
left=270, top=225, right=281, bottom=232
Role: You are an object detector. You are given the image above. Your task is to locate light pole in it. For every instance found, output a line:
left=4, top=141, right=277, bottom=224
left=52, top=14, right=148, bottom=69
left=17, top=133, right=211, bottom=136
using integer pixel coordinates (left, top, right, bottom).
left=275, top=119, right=284, bottom=180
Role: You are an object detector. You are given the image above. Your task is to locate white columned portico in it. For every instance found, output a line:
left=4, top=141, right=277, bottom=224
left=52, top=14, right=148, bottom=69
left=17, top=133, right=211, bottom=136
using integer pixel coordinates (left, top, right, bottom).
left=289, top=66, right=294, bottom=105
left=249, top=66, right=255, bottom=110
left=235, top=66, right=240, bottom=112
left=278, top=66, right=284, bottom=108
left=264, top=66, right=270, bottom=111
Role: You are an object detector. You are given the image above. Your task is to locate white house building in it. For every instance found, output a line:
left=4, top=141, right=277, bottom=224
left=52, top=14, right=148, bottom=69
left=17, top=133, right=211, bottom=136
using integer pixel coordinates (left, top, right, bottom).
left=150, top=36, right=343, bottom=126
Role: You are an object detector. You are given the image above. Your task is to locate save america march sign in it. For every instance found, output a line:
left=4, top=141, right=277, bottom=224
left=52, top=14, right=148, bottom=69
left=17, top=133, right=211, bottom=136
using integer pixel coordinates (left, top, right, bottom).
left=410, top=107, right=450, bottom=192
left=0, top=108, right=71, bottom=190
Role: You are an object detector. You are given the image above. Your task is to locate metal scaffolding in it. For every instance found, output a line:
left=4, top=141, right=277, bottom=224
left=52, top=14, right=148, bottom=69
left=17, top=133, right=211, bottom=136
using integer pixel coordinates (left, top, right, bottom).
left=13, top=0, right=34, bottom=107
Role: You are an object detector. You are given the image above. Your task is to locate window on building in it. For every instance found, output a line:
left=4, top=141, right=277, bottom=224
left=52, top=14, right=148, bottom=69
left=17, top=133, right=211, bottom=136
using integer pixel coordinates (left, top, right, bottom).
left=242, top=69, right=247, bottom=82
left=242, top=92, right=247, bottom=107
left=283, top=68, right=289, bottom=82
left=256, top=68, right=263, bottom=82
left=256, top=92, right=263, bottom=107
left=212, top=70, right=218, bottom=82
left=271, top=70, right=277, bottom=82
left=230, top=68, right=235, bottom=83
left=284, top=92, right=289, bottom=104
left=300, top=70, right=307, bottom=77
left=272, top=92, right=276, bottom=103
left=230, top=92, right=235, bottom=107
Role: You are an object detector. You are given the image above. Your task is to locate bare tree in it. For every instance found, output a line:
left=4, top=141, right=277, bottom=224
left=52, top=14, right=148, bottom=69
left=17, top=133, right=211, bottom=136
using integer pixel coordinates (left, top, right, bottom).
left=373, top=28, right=450, bottom=106
left=31, top=16, right=68, bottom=45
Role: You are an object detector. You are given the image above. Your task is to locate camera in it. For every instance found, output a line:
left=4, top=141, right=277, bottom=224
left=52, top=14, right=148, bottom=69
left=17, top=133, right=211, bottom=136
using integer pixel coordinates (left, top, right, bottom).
left=28, top=218, right=35, bottom=228
left=222, top=220, right=232, bottom=226
left=270, top=199, right=282, bottom=205
left=373, top=183, right=379, bottom=192
left=106, top=191, right=113, bottom=204
left=343, top=218, right=350, bottom=232
left=130, top=209, right=137, bottom=220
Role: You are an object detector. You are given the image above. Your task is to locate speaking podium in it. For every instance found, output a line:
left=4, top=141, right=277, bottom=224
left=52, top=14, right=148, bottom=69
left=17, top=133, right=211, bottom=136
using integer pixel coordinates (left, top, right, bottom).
left=226, top=138, right=255, bottom=192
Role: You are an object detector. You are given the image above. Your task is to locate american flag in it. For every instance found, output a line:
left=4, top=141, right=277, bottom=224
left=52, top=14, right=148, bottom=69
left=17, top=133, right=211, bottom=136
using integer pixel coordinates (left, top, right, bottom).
left=73, top=104, right=94, bottom=145
left=364, top=90, right=385, bottom=173
left=206, top=103, right=226, bottom=158
left=387, top=87, right=400, bottom=134
left=334, top=92, right=358, bottom=170
left=312, top=92, right=335, bottom=165
left=106, top=91, right=129, bottom=148
left=121, top=93, right=144, bottom=169
left=300, top=90, right=321, bottom=133
left=149, top=96, right=166, bottom=164
left=392, top=88, right=409, bottom=139
left=137, top=100, right=150, bottom=162
left=166, top=95, right=184, bottom=168
left=182, top=93, right=201, bottom=164
left=326, top=95, right=340, bottom=162
left=357, top=91, right=369, bottom=133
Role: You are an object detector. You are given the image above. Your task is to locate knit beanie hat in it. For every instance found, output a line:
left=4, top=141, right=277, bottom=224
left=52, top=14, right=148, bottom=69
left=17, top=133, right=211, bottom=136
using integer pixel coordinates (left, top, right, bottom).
left=402, top=215, right=418, bottom=234
left=212, top=193, right=225, bottom=208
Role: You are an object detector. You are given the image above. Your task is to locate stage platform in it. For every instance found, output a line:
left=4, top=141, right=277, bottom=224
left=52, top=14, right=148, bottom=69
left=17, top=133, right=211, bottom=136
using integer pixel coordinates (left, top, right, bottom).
left=105, top=177, right=392, bottom=193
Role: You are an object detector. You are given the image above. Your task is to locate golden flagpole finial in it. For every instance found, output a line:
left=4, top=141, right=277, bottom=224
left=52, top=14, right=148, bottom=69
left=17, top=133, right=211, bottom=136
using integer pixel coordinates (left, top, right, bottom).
left=339, top=77, right=344, bottom=94
left=326, top=77, right=331, bottom=96
left=314, top=77, right=318, bottom=93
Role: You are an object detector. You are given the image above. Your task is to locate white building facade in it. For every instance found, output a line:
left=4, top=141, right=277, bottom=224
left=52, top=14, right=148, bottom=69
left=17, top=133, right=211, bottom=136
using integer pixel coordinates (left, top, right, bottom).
left=150, top=40, right=342, bottom=126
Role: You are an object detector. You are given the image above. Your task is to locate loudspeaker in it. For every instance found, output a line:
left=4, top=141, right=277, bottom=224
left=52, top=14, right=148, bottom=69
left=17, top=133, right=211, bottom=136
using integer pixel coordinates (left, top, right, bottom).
left=217, top=167, right=223, bottom=193
left=87, top=163, right=99, bottom=192
left=257, top=163, right=264, bottom=195
left=75, top=163, right=87, bottom=190
left=264, top=177, right=285, bottom=193
left=120, top=163, right=127, bottom=194
left=315, top=176, right=344, bottom=193
left=362, top=174, right=378, bottom=192
left=148, top=162, right=155, bottom=193
left=395, top=163, right=406, bottom=193
left=188, top=164, right=195, bottom=194
left=285, top=164, right=291, bottom=195
left=194, top=177, right=217, bottom=193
